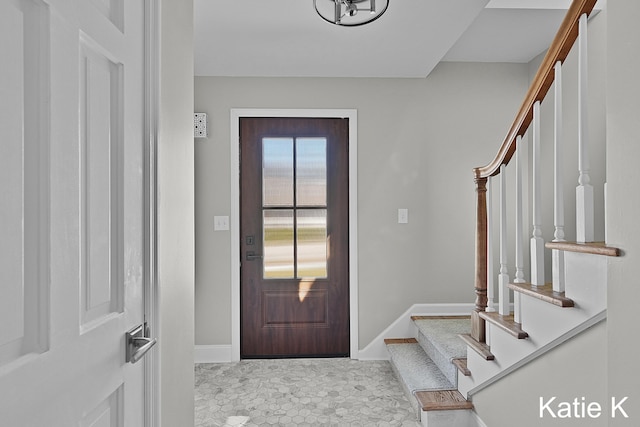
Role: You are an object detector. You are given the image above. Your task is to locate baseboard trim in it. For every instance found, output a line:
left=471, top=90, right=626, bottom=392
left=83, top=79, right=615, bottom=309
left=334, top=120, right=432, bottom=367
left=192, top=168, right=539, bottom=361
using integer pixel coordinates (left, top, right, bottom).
left=195, top=303, right=484, bottom=363
left=194, top=345, right=233, bottom=363
left=467, top=309, right=607, bottom=396
left=473, top=411, right=489, bottom=427
left=357, top=303, right=476, bottom=361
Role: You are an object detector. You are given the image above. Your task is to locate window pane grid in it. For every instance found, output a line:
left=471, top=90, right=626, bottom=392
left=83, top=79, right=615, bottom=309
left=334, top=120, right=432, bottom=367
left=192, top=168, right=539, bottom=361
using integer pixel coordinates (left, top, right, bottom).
left=263, top=210, right=294, bottom=279
left=262, top=138, right=293, bottom=207
left=262, top=137, right=328, bottom=279
left=297, top=209, right=327, bottom=278
left=296, top=138, right=327, bottom=206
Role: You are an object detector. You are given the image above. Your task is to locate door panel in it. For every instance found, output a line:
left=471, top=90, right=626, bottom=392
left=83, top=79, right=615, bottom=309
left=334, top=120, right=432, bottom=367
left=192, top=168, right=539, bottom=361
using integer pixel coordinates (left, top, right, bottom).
left=0, top=0, right=50, bottom=369
left=0, top=0, right=147, bottom=425
left=240, top=117, right=349, bottom=358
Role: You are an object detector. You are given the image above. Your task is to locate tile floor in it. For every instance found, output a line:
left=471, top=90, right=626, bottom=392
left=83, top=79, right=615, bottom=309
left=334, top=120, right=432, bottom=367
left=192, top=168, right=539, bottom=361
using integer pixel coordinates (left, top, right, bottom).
left=195, top=358, right=420, bottom=427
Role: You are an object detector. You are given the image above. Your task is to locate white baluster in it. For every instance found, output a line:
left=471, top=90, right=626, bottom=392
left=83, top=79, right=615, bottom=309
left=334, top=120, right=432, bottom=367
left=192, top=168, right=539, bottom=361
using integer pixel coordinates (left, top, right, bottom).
left=576, top=13, right=594, bottom=243
left=499, top=164, right=510, bottom=316
left=530, top=101, right=545, bottom=286
left=604, top=182, right=608, bottom=243
left=553, top=61, right=566, bottom=293
left=514, top=137, right=524, bottom=322
left=514, top=136, right=525, bottom=284
left=486, top=177, right=495, bottom=313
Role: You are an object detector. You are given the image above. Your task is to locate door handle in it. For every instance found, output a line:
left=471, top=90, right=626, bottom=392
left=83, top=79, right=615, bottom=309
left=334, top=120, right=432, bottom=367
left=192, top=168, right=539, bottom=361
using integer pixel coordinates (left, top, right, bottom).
left=246, top=251, right=263, bottom=261
left=126, top=324, right=157, bottom=364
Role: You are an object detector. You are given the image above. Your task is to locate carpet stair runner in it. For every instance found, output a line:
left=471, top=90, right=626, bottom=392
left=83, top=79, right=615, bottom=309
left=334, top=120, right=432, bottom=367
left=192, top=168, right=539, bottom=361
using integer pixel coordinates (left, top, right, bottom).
left=385, top=317, right=473, bottom=424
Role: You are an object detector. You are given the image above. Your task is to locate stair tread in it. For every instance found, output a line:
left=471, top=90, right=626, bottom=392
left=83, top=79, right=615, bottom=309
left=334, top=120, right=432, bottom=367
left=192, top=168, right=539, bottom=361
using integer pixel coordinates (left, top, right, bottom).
left=479, top=312, right=529, bottom=339
left=509, top=283, right=574, bottom=307
left=415, top=390, right=474, bottom=411
left=545, top=241, right=621, bottom=257
left=384, top=338, right=418, bottom=345
left=385, top=342, right=454, bottom=393
left=452, top=358, right=471, bottom=376
left=413, top=317, right=469, bottom=362
left=411, top=315, right=471, bottom=321
left=459, top=334, right=495, bottom=360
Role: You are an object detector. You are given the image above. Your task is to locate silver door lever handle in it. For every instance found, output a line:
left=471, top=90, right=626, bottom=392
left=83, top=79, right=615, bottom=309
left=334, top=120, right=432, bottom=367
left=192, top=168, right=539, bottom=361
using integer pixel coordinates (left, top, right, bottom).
left=126, top=324, right=158, bottom=364
left=246, top=251, right=263, bottom=261
left=129, top=337, right=157, bottom=364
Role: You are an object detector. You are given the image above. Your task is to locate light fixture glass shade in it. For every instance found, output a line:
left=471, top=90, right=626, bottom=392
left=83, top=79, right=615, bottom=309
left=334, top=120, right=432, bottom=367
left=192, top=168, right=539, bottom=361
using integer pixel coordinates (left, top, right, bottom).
left=314, top=0, right=389, bottom=27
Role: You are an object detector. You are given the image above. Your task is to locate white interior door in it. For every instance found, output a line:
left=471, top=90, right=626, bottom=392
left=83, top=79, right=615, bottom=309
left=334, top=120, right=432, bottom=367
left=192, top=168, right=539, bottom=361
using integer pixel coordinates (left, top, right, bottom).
left=0, top=0, right=150, bottom=425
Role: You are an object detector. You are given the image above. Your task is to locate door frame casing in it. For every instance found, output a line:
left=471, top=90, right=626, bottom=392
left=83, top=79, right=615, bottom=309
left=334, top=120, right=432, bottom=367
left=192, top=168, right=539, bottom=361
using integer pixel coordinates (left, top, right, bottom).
left=143, top=0, right=159, bottom=424
left=230, top=109, right=359, bottom=361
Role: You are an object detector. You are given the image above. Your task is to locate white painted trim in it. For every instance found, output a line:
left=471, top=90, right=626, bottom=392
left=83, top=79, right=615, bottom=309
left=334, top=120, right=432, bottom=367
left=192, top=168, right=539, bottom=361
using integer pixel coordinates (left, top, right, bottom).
left=143, top=0, right=159, bottom=425
left=357, top=303, right=477, bottom=361
left=421, top=409, right=487, bottom=427
left=472, top=411, right=489, bottom=427
left=229, top=109, right=359, bottom=361
left=230, top=113, right=241, bottom=361
left=467, top=309, right=607, bottom=396
left=194, top=345, right=233, bottom=364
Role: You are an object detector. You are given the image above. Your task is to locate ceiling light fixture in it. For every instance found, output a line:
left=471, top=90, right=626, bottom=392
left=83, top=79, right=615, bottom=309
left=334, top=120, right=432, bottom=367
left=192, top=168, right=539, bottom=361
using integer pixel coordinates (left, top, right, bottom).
left=314, top=0, right=389, bottom=27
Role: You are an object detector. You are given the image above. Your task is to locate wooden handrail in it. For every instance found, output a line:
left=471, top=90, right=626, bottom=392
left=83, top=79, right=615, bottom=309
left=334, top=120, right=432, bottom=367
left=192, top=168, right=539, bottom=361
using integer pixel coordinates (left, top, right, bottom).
left=473, top=0, right=598, bottom=179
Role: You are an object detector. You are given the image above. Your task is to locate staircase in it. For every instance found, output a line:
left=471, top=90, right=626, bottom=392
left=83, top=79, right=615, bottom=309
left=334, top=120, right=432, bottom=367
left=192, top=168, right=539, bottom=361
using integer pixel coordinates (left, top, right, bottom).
left=385, top=1, right=619, bottom=425
left=385, top=318, right=474, bottom=426
left=386, top=243, right=618, bottom=426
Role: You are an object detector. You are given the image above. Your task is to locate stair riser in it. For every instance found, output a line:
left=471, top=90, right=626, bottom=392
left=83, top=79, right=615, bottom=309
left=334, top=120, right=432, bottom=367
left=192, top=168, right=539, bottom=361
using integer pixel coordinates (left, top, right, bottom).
left=417, top=329, right=458, bottom=386
left=422, top=409, right=481, bottom=427
left=459, top=327, right=539, bottom=397
left=412, top=318, right=469, bottom=387
left=457, top=371, right=474, bottom=399
left=458, top=350, right=500, bottom=397
left=484, top=323, right=538, bottom=365
left=564, top=252, right=607, bottom=313
left=388, top=355, right=421, bottom=418
left=517, top=252, right=606, bottom=342
left=519, top=295, right=598, bottom=344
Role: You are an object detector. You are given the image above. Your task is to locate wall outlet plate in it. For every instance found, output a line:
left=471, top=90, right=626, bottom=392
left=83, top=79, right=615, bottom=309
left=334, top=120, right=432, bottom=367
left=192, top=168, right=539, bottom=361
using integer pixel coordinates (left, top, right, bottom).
left=194, top=113, right=207, bottom=138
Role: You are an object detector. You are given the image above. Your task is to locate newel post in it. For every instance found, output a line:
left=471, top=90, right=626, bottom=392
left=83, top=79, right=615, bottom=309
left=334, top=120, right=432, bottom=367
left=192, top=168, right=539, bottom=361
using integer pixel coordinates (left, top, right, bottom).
left=472, top=175, right=488, bottom=343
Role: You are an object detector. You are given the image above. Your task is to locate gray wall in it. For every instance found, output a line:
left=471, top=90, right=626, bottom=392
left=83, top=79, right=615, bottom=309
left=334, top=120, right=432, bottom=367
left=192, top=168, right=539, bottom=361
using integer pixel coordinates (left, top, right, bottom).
left=606, top=0, right=640, bottom=424
left=158, top=0, right=194, bottom=425
left=473, top=321, right=608, bottom=427
left=194, top=62, right=528, bottom=349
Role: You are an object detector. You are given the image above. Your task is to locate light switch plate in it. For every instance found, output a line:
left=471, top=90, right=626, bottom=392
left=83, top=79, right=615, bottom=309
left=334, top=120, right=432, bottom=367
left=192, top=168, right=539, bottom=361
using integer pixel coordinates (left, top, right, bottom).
left=398, top=208, right=408, bottom=224
left=214, top=215, right=229, bottom=231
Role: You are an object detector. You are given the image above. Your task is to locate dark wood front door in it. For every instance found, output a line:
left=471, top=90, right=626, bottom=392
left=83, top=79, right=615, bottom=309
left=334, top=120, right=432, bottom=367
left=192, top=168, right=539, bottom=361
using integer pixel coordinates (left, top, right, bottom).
left=240, top=117, right=349, bottom=358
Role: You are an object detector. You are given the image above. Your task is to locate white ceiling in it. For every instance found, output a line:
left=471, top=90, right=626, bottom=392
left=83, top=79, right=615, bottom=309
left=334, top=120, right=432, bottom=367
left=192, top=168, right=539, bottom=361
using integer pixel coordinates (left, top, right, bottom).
left=194, top=0, right=601, bottom=78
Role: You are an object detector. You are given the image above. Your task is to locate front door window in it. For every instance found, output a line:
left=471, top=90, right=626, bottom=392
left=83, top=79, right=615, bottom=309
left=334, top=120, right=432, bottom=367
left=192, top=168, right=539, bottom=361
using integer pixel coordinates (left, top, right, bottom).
left=262, top=137, right=328, bottom=279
